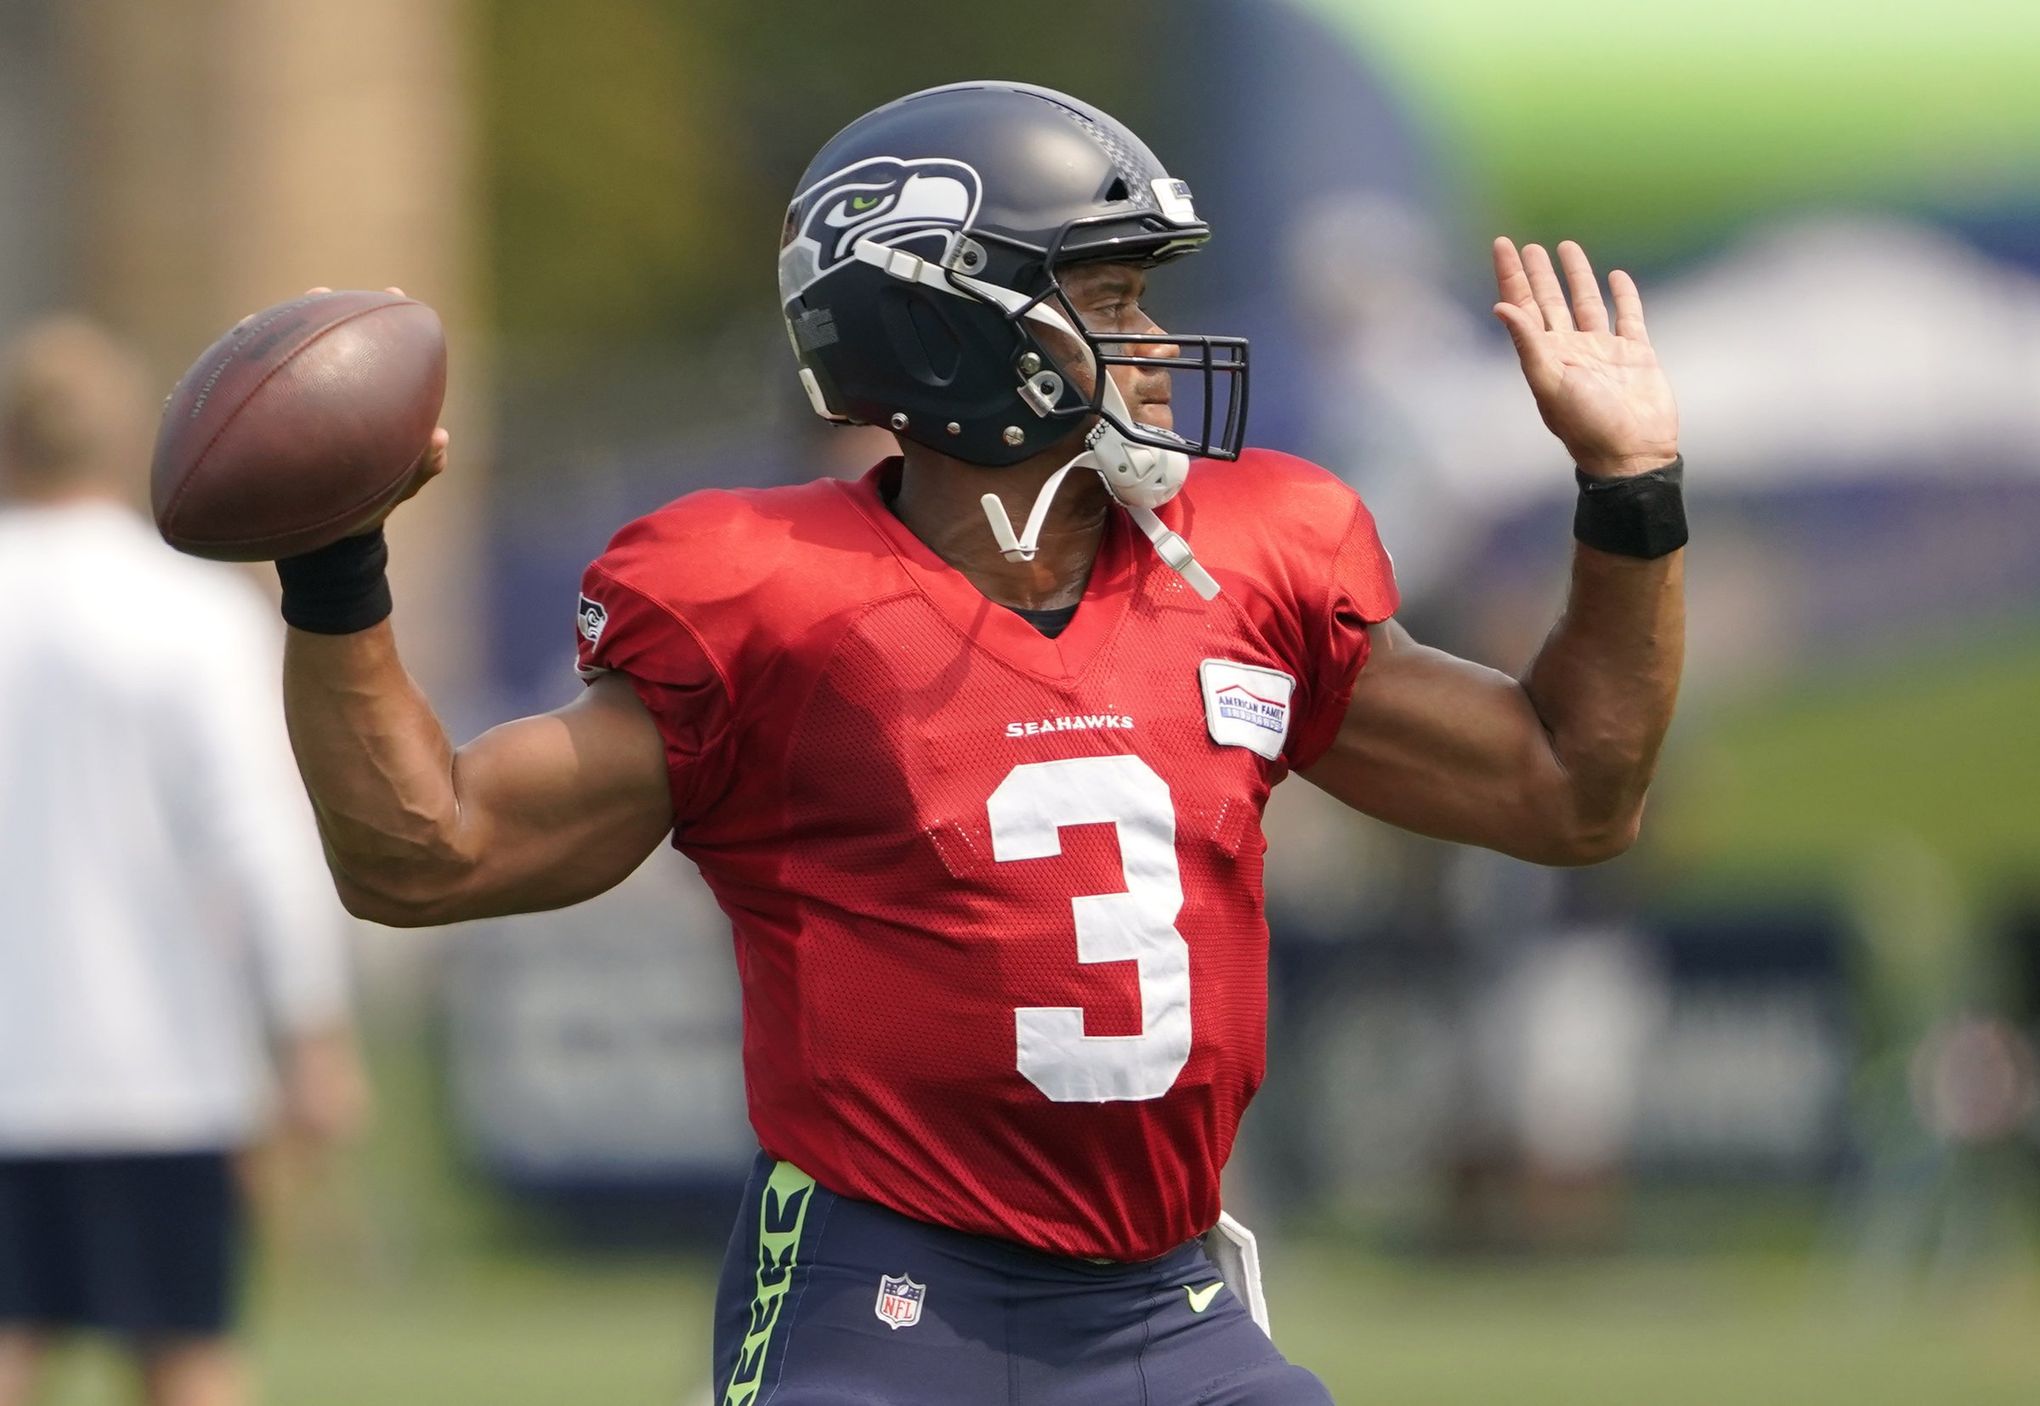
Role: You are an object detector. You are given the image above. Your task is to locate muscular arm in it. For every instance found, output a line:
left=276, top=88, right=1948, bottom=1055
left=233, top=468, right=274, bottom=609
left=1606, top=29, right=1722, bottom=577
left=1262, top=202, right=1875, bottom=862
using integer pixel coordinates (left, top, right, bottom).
left=283, top=621, right=674, bottom=927
left=1303, top=544, right=1682, bottom=865
left=1304, top=237, right=1684, bottom=865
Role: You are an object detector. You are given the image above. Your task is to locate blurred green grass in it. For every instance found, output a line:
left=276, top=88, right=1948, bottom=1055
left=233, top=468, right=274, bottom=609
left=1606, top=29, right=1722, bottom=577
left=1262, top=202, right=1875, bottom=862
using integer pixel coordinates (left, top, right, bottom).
left=38, top=1259, right=707, bottom=1406
left=1663, top=627, right=2040, bottom=895
left=39, top=1238, right=2040, bottom=1403
left=1279, top=1247, right=2040, bottom=1404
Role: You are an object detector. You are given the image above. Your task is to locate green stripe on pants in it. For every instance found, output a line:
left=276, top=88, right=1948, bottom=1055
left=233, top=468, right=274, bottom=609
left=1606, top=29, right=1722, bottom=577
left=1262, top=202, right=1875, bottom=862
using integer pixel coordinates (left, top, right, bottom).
left=723, top=1161, right=817, bottom=1406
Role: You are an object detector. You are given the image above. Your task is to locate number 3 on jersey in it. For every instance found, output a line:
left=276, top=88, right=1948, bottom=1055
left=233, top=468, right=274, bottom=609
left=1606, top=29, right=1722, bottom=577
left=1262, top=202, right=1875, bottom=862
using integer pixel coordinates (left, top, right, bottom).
left=986, top=755, right=1191, bottom=1103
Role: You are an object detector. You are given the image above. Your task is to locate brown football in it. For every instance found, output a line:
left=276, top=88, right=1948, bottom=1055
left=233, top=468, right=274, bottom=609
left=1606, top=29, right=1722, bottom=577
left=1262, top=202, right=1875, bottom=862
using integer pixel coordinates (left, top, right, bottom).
left=151, top=290, right=446, bottom=561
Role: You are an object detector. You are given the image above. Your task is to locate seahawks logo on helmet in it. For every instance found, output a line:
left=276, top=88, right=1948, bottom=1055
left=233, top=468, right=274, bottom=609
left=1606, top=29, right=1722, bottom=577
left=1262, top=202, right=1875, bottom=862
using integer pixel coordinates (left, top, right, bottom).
left=778, top=156, right=982, bottom=305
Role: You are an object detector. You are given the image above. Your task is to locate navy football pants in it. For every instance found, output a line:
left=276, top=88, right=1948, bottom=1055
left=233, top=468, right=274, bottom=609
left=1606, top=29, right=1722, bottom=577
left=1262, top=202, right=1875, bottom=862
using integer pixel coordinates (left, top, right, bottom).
left=713, top=1153, right=1333, bottom=1405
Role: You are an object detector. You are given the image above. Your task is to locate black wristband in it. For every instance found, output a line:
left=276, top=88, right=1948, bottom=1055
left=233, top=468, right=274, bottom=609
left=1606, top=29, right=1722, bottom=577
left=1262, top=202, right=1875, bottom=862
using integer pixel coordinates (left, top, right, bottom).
left=1573, top=456, right=1687, bottom=559
left=276, top=529, right=393, bottom=634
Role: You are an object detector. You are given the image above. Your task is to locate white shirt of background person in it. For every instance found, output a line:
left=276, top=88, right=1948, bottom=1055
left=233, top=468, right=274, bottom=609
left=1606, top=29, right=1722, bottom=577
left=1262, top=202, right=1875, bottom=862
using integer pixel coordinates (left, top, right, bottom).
left=0, top=320, right=364, bottom=1158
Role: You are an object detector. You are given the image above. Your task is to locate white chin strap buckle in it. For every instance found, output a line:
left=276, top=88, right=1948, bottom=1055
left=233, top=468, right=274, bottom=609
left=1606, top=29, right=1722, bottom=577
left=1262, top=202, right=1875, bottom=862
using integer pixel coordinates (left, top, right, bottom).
left=1125, top=503, right=1220, bottom=600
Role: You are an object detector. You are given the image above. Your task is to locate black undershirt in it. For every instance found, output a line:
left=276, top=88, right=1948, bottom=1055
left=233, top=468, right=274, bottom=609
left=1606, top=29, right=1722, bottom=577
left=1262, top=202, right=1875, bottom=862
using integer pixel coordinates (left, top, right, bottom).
left=1004, top=602, right=1080, bottom=638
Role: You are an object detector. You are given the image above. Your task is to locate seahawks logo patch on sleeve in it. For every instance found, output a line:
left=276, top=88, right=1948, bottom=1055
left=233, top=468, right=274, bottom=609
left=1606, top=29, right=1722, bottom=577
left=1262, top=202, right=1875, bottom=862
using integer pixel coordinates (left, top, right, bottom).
left=576, top=593, right=608, bottom=647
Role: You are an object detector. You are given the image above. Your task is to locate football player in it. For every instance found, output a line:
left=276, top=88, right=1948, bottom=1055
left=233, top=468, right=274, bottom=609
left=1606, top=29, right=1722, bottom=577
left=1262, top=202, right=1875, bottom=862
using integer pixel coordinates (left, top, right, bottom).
left=277, top=82, right=1682, bottom=1404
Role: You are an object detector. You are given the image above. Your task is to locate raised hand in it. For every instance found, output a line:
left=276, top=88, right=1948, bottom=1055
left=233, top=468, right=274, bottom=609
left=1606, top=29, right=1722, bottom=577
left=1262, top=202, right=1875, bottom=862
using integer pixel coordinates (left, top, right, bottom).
left=1492, top=239, right=1679, bottom=479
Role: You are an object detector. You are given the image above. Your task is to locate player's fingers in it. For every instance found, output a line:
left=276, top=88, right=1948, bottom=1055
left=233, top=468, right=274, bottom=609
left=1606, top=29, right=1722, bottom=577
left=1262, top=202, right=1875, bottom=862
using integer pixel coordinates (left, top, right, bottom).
left=1493, top=302, right=1564, bottom=393
left=1492, top=237, right=1536, bottom=311
left=1609, top=269, right=1650, bottom=342
left=1557, top=241, right=1608, bottom=334
left=1521, top=244, right=1574, bottom=332
left=384, top=286, right=406, bottom=297
left=1492, top=300, right=1543, bottom=363
left=409, top=430, right=448, bottom=482
left=304, top=286, right=332, bottom=297
left=389, top=432, right=448, bottom=510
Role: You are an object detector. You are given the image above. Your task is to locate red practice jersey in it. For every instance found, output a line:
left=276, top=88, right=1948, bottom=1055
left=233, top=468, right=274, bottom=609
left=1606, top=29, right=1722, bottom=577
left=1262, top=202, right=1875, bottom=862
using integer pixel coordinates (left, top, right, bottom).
left=575, top=449, right=1398, bottom=1261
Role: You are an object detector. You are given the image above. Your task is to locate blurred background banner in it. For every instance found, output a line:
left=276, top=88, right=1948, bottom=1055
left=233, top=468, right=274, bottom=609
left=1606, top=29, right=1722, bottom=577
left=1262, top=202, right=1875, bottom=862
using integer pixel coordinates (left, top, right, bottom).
left=4, top=1, right=2037, bottom=1402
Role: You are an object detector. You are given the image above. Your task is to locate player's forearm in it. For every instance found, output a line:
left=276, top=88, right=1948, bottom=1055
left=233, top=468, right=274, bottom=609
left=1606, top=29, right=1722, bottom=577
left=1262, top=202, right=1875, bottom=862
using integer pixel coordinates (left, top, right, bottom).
left=1519, top=544, right=1684, bottom=859
left=282, top=621, right=478, bottom=918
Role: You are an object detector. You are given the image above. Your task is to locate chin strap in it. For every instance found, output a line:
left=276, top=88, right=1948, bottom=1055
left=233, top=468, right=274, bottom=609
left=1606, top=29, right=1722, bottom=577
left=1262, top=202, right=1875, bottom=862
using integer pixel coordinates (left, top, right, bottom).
left=979, top=464, right=1078, bottom=565
left=977, top=376, right=1221, bottom=601
left=1122, top=501, right=1220, bottom=600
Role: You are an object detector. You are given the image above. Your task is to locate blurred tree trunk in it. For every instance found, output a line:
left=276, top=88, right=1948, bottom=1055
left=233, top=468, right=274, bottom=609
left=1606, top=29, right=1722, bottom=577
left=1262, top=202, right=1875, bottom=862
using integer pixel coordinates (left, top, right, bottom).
left=57, top=0, right=486, bottom=702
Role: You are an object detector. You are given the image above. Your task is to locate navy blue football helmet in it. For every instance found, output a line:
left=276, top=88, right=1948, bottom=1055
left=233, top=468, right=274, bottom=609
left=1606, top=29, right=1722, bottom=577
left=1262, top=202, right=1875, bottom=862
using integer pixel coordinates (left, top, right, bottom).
left=778, top=82, right=1249, bottom=479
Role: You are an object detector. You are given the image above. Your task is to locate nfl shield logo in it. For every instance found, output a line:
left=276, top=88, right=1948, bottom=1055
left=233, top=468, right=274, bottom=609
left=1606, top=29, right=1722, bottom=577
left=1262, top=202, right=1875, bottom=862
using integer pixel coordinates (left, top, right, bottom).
left=873, top=1272, right=925, bottom=1330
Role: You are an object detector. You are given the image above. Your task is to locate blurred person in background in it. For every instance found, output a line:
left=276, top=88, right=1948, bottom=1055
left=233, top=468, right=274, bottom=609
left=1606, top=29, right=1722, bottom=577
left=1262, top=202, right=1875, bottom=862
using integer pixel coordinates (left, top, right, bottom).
left=0, top=319, right=369, bottom=1406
